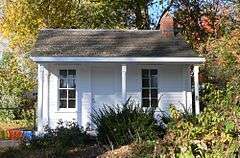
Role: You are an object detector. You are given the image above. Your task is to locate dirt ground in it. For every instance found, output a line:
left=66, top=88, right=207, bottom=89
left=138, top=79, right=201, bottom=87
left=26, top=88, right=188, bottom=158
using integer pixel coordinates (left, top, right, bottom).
left=97, top=145, right=133, bottom=158
left=0, top=140, right=133, bottom=158
left=0, top=140, right=19, bottom=149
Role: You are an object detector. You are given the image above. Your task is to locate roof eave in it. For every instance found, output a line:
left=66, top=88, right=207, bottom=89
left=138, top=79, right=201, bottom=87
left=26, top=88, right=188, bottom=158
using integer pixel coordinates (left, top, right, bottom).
left=30, top=56, right=205, bottom=64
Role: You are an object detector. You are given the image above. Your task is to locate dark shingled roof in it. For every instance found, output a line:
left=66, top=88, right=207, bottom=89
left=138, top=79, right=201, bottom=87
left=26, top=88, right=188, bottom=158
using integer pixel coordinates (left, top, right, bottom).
left=31, top=29, right=199, bottom=57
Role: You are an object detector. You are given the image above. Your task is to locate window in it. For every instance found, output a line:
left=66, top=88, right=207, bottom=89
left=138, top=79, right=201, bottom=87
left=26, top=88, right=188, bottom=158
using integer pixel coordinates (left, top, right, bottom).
left=142, top=69, right=158, bottom=107
left=59, top=70, right=76, bottom=109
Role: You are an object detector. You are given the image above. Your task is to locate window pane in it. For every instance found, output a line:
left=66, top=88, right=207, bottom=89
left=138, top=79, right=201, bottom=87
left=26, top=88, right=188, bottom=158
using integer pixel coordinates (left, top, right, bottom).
left=142, top=69, right=149, bottom=78
left=60, top=90, right=67, bottom=98
left=60, top=70, right=67, bottom=78
left=60, top=100, right=67, bottom=108
left=68, top=70, right=76, bottom=78
left=60, top=79, right=67, bottom=88
left=142, top=99, right=150, bottom=107
left=151, top=89, right=158, bottom=98
left=68, top=100, right=76, bottom=108
left=150, top=69, right=157, bottom=76
left=142, top=79, right=149, bottom=88
left=151, top=76, right=158, bottom=88
left=151, top=99, right=158, bottom=107
left=142, top=89, right=149, bottom=98
left=69, top=90, right=76, bottom=98
left=68, top=79, right=76, bottom=88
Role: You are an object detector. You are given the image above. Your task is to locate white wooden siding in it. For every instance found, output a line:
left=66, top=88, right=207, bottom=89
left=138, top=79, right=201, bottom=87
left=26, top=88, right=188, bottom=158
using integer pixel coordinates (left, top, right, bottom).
left=40, top=63, right=192, bottom=130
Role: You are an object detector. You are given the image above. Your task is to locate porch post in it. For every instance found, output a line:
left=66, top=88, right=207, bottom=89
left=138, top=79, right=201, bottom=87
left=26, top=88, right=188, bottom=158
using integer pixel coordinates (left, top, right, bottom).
left=121, top=64, right=127, bottom=104
left=37, top=64, right=44, bottom=132
left=42, top=65, right=49, bottom=127
left=194, top=66, right=200, bottom=114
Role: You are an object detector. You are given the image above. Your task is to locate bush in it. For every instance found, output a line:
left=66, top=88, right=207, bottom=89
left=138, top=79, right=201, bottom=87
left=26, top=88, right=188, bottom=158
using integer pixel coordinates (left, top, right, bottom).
left=0, top=52, right=36, bottom=121
left=129, top=84, right=240, bottom=157
left=131, top=100, right=240, bottom=157
left=0, top=148, right=26, bottom=158
left=91, top=99, right=163, bottom=148
left=22, top=121, right=93, bottom=157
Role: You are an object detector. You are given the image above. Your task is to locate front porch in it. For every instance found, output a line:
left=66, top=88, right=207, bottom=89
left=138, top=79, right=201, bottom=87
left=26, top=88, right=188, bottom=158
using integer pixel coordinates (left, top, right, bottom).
left=36, top=61, right=201, bottom=130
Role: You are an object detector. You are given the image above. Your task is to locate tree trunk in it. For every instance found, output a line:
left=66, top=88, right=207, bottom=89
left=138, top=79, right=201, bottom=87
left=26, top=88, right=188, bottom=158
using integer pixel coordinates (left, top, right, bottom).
left=135, top=2, right=144, bottom=29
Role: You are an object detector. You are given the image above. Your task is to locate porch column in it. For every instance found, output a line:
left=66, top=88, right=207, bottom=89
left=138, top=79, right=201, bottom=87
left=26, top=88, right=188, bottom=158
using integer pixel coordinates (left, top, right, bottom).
left=42, top=66, right=49, bottom=127
left=194, top=66, right=200, bottom=114
left=121, top=64, right=127, bottom=103
left=37, top=64, right=44, bottom=132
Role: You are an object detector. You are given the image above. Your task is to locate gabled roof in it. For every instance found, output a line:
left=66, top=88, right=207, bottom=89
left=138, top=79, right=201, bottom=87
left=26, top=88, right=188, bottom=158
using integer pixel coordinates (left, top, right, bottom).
left=31, top=29, right=200, bottom=58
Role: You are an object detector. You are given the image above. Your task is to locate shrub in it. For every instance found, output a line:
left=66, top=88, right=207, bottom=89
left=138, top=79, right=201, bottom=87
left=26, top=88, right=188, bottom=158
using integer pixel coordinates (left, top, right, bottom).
left=131, top=100, right=240, bottom=157
left=22, top=121, right=93, bottom=157
left=129, top=84, right=240, bottom=157
left=0, top=52, right=36, bottom=121
left=0, top=148, right=26, bottom=158
left=91, top=99, right=163, bottom=148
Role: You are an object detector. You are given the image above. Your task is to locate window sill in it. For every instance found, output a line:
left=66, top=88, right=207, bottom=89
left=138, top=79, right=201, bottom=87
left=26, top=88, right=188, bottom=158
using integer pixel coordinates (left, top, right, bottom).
left=55, top=110, right=80, bottom=113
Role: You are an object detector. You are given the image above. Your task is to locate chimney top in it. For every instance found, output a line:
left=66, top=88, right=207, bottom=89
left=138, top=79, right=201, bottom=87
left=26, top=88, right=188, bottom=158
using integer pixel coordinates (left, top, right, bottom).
left=159, top=12, right=174, bottom=37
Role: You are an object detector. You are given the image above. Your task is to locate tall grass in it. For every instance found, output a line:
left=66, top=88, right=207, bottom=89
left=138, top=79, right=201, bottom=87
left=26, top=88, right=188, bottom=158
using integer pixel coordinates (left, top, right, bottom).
left=91, top=99, right=163, bottom=148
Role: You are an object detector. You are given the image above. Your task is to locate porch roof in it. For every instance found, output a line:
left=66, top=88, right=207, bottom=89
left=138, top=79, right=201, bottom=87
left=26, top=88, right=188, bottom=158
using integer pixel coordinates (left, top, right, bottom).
left=31, top=29, right=202, bottom=57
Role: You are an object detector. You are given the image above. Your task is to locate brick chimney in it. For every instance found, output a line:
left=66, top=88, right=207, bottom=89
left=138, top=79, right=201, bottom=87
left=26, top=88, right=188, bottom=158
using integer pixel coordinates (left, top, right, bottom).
left=159, top=12, right=174, bottom=37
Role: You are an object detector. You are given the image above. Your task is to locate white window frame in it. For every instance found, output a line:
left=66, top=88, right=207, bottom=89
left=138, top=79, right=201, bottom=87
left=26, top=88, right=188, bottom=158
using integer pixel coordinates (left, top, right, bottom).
left=58, top=69, right=77, bottom=110
left=141, top=69, right=158, bottom=107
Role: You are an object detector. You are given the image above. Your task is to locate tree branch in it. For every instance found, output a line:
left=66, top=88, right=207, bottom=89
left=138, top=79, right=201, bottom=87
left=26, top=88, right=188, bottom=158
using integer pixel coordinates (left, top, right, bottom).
left=155, top=0, right=175, bottom=30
